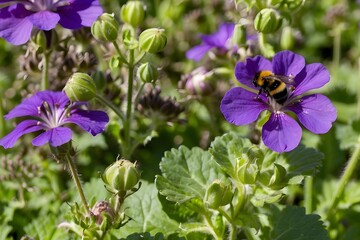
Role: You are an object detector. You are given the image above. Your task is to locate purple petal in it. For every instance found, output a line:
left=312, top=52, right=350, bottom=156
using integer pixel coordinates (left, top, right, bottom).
left=0, top=120, right=42, bottom=149
left=186, top=44, right=212, bottom=61
left=28, top=11, right=60, bottom=30
left=4, top=91, right=69, bottom=120
left=32, top=127, right=72, bottom=147
left=0, top=5, right=33, bottom=45
left=220, top=87, right=268, bottom=125
left=57, top=0, right=103, bottom=29
left=262, top=113, right=302, bottom=153
left=37, top=91, right=69, bottom=109
left=287, top=94, right=337, bottom=134
left=235, top=56, right=272, bottom=88
left=66, top=109, right=109, bottom=135
left=201, top=23, right=234, bottom=48
left=272, top=50, right=305, bottom=77
left=291, top=63, right=330, bottom=97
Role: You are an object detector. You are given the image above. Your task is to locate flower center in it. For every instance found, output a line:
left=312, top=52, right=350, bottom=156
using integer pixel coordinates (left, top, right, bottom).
left=21, top=0, right=70, bottom=12
left=37, top=101, right=69, bottom=129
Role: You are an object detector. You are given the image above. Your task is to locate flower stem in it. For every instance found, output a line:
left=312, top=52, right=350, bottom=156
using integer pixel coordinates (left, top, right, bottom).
left=41, top=51, right=51, bottom=90
left=65, top=153, right=90, bottom=214
left=112, top=41, right=129, bottom=65
left=123, top=49, right=135, bottom=158
left=95, top=94, right=125, bottom=122
left=332, top=25, right=343, bottom=70
left=327, top=140, right=360, bottom=219
left=0, top=97, right=5, bottom=137
left=304, top=176, right=313, bottom=214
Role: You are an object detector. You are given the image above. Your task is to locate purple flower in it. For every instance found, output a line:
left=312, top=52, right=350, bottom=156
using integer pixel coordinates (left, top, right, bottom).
left=0, top=0, right=103, bottom=45
left=186, top=22, right=235, bottom=61
left=0, top=91, right=109, bottom=148
left=220, top=50, right=337, bottom=152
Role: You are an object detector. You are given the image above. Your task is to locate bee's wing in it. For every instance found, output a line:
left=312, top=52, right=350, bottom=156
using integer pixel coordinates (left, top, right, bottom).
left=272, top=75, right=295, bottom=85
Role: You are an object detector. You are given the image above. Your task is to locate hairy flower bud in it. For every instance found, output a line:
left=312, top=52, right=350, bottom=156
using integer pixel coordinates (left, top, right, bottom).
left=91, top=200, right=115, bottom=225
left=64, top=72, right=97, bottom=101
left=237, top=161, right=259, bottom=184
left=120, top=1, right=145, bottom=28
left=91, top=13, right=119, bottom=42
left=254, top=8, right=283, bottom=34
left=139, top=28, right=167, bottom=53
left=137, top=62, right=158, bottom=83
left=102, top=159, right=140, bottom=192
left=204, top=180, right=233, bottom=209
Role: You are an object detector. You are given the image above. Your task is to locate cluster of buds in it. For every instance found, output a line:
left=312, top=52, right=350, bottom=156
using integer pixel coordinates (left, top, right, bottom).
left=137, top=87, right=184, bottom=122
left=0, top=155, right=41, bottom=184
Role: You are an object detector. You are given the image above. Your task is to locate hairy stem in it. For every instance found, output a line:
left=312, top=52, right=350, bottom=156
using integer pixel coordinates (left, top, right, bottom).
left=41, top=51, right=51, bottom=90
left=304, top=176, right=313, bottom=214
left=123, top=49, right=135, bottom=158
left=65, top=153, right=90, bottom=214
left=95, top=94, right=125, bottom=122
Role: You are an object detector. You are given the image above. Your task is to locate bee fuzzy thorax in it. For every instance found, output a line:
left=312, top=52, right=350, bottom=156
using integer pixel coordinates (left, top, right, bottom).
left=253, top=70, right=293, bottom=105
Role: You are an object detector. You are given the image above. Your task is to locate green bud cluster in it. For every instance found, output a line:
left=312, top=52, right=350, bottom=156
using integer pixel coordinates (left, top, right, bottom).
left=102, top=159, right=140, bottom=193
left=120, top=1, right=145, bottom=28
left=254, top=8, right=283, bottom=34
left=137, top=62, right=158, bottom=83
left=64, top=72, right=97, bottom=102
left=139, top=28, right=167, bottom=53
left=91, top=13, right=119, bottom=42
left=204, top=180, right=233, bottom=209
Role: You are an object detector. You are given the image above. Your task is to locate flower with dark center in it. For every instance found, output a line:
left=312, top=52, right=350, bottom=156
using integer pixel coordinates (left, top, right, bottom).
left=220, top=50, right=337, bottom=152
left=186, top=22, right=235, bottom=61
left=0, top=91, right=109, bottom=148
left=0, top=0, right=103, bottom=45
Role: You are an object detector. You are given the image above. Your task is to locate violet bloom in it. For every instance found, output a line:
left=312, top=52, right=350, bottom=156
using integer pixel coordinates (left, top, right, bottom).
left=0, top=0, right=103, bottom=45
left=0, top=91, right=109, bottom=148
left=220, top=50, right=337, bottom=152
left=186, top=22, right=234, bottom=61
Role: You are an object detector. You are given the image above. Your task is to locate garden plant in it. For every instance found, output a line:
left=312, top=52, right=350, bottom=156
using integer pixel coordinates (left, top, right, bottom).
left=0, top=0, right=359, bottom=239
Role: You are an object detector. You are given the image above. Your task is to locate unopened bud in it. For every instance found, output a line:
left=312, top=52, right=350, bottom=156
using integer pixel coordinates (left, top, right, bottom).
left=254, top=8, right=283, bottom=34
left=64, top=73, right=97, bottom=101
left=91, top=13, right=119, bottom=42
left=204, top=180, right=233, bottom=209
left=268, top=163, right=287, bottom=189
left=102, top=159, right=140, bottom=192
left=237, top=161, right=258, bottom=184
left=32, top=30, right=58, bottom=50
left=120, top=1, right=145, bottom=28
left=91, top=200, right=115, bottom=225
left=137, top=62, right=158, bottom=83
left=139, top=28, right=167, bottom=53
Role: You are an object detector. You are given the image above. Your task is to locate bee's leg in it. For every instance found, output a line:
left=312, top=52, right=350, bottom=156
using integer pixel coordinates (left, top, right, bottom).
left=256, top=89, right=262, bottom=99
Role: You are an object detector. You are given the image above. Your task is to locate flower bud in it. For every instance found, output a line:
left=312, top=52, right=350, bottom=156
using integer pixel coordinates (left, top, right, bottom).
left=280, top=26, right=295, bottom=50
left=102, top=159, right=140, bottom=192
left=179, top=67, right=214, bottom=96
left=64, top=73, right=97, bottom=101
left=237, top=161, right=258, bottom=184
left=139, top=28, right=167, bottom=53
left=32, top=30, right=59, bottom=50
left=204, top=180, right=233, bottom=209
left=232, top=24, right=247, bottom=46
left=268, top=163, right=287, bottom=189
left=120, top=1, right=145, bottom=28
left=91, top=13, right=119, bottom=42
left=91, top=200, right=115, bottom=225
left=137, top=62, right=158, bottom=83
left=254, top=8, right=283, bottom=34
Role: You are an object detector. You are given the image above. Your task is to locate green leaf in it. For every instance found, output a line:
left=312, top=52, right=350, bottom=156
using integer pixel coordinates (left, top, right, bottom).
left=269, top=206, right=329, bottom=240
left=209, top=133, right=255, bottom=177
left=113, top=181, right=180, bottom=238
left=156, top=146, right=226, bottom=203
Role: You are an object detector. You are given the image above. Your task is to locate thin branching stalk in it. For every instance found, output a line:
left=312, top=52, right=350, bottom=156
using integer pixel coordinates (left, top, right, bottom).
left=327, top=140, right=360, bottom=219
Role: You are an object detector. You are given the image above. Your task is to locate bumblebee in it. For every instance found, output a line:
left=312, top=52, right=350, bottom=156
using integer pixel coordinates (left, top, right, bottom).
left=253, top=70, right=294, bottom=104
